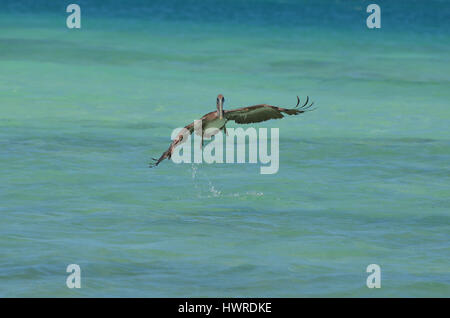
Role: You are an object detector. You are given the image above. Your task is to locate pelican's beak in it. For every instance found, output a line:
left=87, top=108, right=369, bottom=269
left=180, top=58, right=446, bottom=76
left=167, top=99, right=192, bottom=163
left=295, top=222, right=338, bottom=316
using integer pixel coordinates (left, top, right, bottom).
left=218, top=99, right=224, bottom=119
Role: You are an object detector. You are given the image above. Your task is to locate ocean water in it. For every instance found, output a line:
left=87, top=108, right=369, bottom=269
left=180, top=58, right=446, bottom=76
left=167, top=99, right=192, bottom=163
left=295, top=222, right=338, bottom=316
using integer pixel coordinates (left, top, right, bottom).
left=0, top=0, right=449, bottom=297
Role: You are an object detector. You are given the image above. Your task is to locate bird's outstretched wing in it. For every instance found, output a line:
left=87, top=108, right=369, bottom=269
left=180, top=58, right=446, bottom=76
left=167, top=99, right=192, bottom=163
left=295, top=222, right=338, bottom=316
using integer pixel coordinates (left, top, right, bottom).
left=224, top=96, right=314, bottom=124
left=149, top=122, right=195, bottom=167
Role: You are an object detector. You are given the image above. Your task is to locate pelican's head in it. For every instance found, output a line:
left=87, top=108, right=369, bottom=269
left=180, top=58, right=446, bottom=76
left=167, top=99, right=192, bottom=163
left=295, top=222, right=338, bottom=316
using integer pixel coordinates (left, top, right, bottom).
left=216, top=94, right=225, bottom=119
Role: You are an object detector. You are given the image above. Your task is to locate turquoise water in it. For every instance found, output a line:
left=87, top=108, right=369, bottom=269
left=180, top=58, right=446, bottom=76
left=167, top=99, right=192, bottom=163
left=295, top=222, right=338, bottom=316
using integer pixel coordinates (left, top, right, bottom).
left=0, top=0, right=449, bottom=297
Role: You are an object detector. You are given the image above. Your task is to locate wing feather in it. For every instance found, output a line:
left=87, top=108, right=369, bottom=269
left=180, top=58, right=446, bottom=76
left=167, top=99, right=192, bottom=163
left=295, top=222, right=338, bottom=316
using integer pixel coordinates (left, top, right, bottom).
left=225, top=96, right=313, bottom=124
left=150, top=121, right=195, bottom=167
left=224, top=105, right=282, bottom=124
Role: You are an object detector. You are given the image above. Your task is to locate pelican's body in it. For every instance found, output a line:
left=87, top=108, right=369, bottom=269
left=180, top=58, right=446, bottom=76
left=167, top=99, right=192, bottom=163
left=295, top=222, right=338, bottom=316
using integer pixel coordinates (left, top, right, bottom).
left=198, top=114, right=227, bottom=138
left=150, top=94, right=314, bottom=167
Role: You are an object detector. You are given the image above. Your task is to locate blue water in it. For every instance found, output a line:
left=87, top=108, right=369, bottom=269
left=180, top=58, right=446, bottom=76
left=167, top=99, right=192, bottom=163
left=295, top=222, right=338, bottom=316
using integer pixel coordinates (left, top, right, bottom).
left=0, top=0, right=449, bottom=297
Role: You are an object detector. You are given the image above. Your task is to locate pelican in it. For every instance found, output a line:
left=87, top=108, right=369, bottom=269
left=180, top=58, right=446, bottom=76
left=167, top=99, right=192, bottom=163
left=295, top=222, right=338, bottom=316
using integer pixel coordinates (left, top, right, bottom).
left=150, top=94, right=315, bottom=167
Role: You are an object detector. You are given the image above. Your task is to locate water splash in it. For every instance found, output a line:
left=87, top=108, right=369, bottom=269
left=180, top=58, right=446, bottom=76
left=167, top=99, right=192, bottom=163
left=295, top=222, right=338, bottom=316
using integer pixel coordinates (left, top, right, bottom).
left=191, top=163, right=198, bottom=179
left=190, top=164, right=223, bottom=198
left=208, top=181, right=222, bottom=197
left=190, top=164, right=264, bottom=198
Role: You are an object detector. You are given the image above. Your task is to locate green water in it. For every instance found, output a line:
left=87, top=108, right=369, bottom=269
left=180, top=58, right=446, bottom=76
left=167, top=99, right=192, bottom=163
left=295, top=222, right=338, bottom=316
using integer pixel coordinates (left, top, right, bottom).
left=0, top=1, right=449, bottom=297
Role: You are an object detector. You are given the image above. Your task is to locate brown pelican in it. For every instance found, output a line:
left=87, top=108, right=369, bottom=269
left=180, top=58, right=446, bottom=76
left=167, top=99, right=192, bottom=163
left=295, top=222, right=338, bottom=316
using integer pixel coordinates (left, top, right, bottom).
left=150, top=94, right=314, bottom=167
